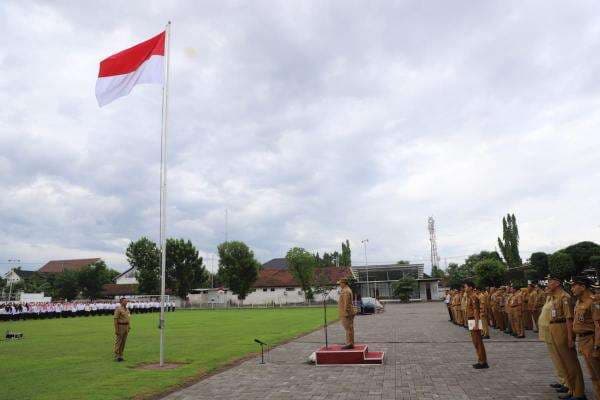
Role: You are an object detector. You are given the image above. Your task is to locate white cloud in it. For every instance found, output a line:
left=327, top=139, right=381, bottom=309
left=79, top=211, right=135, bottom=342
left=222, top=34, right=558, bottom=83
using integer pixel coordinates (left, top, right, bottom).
left=2, top=1, right=600, bottom=275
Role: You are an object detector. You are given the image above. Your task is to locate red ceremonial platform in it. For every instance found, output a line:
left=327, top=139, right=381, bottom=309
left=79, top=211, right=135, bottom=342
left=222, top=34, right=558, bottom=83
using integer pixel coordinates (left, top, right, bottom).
left=315, top=344, right=385, bottom=365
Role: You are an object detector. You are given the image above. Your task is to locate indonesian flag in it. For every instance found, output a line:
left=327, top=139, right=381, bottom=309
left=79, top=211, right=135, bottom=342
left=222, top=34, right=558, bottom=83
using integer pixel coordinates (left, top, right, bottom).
left=95, top=31, right=165, bottom=107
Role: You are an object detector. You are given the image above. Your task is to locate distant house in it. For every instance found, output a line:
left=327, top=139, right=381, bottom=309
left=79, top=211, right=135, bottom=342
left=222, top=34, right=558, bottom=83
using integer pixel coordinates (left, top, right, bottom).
left=189, top=264, right=353, bottom=306
left=38, top=258, right=101, bottom=274
left=114, top=267, right=137, bottom=285
left=261, top=258, right=289, bottom=270
left=101, top=283, right=139, bottom=297
left=3, top=268, right=36, bottom=284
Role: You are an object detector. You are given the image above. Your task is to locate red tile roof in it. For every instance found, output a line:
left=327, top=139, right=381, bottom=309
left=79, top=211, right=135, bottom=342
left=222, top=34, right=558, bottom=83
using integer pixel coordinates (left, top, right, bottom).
left=101, top=284, right=138, bottom=296
left=38, top=258, right=101, bottom=273
left=253, top=267, right=352, bottom=288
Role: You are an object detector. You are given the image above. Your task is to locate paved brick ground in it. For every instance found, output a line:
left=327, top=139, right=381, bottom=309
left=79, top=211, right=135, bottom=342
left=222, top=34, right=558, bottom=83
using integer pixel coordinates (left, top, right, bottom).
left=162, top=302, right=595, bottom=400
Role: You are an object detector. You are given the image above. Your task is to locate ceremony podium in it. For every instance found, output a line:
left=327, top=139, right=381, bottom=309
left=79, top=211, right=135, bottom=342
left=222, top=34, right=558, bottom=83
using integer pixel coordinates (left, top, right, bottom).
left=315, top=344, right=384, bottom=365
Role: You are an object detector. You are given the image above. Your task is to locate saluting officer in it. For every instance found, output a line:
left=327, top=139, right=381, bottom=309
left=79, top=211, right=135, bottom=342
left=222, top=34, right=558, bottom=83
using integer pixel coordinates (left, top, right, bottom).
left=113, top=297, right=131, bottom=362
left=571, top=276, right=600, bottom=399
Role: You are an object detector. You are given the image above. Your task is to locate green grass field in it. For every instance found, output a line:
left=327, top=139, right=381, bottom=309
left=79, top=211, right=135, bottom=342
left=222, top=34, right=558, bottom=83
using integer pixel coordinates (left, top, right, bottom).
left=0, top=308, right=332, bottom=400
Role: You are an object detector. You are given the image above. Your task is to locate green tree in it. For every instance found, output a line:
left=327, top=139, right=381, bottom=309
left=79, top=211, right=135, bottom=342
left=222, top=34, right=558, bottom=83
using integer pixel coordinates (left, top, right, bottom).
left=218, top=241, right=260, bottom=301
left=286, top=247, right=317, bottom=300
left=548, top=251, right=576, bottom=281
left=430, top=265, right=447, bottom=279
left=78, top=260, right=119, bottom=299
left=474, top=259, right=506, bottom=288
left=126, top=237, right=161, bottom=294
left=560, top=241, right=600, bottom=275
left=497, top=214, right=522, bottom=269
left=54, top=270, right=80, bottom=300
left=527, top=252, right=549, bottom=282
left=340, top=240, right=351, bottom=266
left=166, top=238, right=207, bottom=298
left=446, top=262, right=466, bottom=288
left=392, top=277, right=417, bottom=302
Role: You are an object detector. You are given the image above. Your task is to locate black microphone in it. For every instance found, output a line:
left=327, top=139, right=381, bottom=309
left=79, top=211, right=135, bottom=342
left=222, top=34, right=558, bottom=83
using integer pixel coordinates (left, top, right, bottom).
left=254, top=338, right=266, bottom=345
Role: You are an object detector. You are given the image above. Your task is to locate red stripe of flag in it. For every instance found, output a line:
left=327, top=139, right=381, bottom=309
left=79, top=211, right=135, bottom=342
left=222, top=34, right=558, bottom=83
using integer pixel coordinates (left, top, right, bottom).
left=98, top=31, right=165, bottom=77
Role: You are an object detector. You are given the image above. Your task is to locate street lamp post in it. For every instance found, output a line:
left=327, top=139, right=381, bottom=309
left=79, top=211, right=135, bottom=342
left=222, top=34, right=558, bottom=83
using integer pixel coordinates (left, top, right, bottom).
left=361, top=239, right=369, bottom=297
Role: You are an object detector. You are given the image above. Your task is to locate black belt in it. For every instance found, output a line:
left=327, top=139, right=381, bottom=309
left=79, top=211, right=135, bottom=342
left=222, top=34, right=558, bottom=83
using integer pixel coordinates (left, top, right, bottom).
left=550, top=319, right=566, bottom=324
left=117, top=322, right=129, bottom=325
left=577, top=332, right=594, bottom=337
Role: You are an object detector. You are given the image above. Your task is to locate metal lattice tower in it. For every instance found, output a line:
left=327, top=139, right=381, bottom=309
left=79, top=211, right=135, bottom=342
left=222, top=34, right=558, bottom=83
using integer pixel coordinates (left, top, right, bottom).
left=428, top=217, right=440, bottom=270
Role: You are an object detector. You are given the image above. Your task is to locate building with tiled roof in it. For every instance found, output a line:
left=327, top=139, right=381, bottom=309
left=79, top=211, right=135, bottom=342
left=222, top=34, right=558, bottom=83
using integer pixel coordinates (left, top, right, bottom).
left=38, top=258, right=101, bottom=274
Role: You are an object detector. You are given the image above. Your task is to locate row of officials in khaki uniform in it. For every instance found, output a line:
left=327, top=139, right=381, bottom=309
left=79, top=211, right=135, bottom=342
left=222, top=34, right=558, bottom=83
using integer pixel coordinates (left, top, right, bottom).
left=446, top=276, right=600, bottom=400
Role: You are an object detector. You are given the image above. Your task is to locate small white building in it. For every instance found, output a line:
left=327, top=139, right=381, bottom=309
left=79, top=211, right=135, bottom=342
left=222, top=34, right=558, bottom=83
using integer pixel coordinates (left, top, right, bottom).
left=114, top=267, right=138, bottom=285
left=3, top=268, right=36, bottom=284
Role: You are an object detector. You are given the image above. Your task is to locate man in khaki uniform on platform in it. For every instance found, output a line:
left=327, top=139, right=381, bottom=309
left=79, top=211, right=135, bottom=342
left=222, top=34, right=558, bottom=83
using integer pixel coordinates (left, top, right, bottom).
left=338, top=278, right=355, bottom=349
left=522, top=286, right=533, bottom=331
left=113, top=297, right=131, bottom=362
left=547, top=275, right=585, bottom=400
left=571, top=276, right=600, bottom=399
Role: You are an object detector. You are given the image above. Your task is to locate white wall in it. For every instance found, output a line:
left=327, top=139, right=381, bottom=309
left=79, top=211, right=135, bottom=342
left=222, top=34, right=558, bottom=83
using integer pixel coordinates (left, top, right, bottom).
left=19, top=292, right=51, bottom=302
left=418, top=281, right=440, bottom=301
left=188, top=287, right=341, bottom=306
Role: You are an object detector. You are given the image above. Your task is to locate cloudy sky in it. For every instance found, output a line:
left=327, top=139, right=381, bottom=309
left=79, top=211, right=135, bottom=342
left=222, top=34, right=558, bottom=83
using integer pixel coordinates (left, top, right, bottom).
left=2, top=1, right=600, bottom=275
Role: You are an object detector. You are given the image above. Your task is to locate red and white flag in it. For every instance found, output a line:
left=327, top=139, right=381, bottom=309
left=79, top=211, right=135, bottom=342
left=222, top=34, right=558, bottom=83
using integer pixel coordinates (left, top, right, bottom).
left=96, top=31, right=165, bottom=107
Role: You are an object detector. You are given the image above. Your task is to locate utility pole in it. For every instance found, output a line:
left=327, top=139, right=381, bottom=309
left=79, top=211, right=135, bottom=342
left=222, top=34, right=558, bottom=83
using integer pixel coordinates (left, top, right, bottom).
left=225, top=208, right=228, bottom=243
left=7, top=259, right=21, bottom=301
left=361, top=239, right=369, bottom=297
left=210, top=255, right=214, bottom=288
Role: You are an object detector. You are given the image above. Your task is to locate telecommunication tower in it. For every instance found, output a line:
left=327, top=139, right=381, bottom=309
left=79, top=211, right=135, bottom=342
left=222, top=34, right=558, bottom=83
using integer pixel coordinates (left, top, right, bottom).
left=428, top=217, right=440, bottom=270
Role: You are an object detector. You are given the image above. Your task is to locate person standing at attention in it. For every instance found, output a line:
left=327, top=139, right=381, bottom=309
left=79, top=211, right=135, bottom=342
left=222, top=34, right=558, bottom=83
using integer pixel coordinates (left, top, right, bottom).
left=464, top=280, right=489, bottom=369
left=337, top=278, right=355, bottom=349
left=113, top=297, right=131, bottom=362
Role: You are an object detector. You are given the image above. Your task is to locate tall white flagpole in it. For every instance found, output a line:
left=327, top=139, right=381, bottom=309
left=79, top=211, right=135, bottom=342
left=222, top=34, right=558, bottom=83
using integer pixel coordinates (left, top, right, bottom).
left=159, top=20, right=171, bottom=368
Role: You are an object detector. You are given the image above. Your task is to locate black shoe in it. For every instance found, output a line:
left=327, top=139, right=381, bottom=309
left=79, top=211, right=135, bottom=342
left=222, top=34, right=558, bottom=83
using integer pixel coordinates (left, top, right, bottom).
left=483, top=335, right=490, bottom=339
left=341, top=344, right=354, bottom=350
left=550, top=383, right=563, bottom=389
left=472, top=363, right=489, bottom=369
left=556, top=386, right=569, bottom=393
left=557, top=393, right=572, bottom=399
left=517, top=335, right=525, bottom=339
left=116, top=357, right=124, bottom=362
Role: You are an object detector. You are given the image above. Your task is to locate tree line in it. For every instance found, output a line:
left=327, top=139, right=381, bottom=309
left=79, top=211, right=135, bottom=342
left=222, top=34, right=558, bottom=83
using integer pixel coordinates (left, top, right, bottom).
left=438, top=213, right=600, bottom=288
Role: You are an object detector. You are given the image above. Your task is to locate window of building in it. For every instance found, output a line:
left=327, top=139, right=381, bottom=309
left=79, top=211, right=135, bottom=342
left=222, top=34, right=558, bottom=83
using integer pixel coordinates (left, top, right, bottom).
left=270, top=288, right=275, bottom=291
left=285, top=288, right=295, bottom=291
left=262, top=288, right=267, bottom=292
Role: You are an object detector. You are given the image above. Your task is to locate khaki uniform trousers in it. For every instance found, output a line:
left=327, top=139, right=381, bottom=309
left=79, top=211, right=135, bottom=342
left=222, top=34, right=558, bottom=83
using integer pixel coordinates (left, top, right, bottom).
left=523, top=309, right=533, bottom=330
left=469, top=327, right=487, bottom=364
left=532, top=308, right=541, bottom=331
left=114, top=324, right=129, bottom=358
left=494, top=309, right=504, bottom=331
left=578, top=334, right=600, bottom=398
left=546, top=340, right=568, bottom=388
left=481, top=315, right=490, bottom=337
left=340, top=316, right=355, bottom=346
left=511, top=308, right=524, bottom=336
left=549, top=323, right=585, bottom=397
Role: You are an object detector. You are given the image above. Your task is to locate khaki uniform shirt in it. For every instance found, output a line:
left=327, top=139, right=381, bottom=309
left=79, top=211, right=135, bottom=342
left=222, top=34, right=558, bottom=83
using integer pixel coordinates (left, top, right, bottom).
left=592, top=295, right=600, bottom=322
left=536, top=288, right=546, bottom=308
left=465, top=292, right=481, bottom=320
left=539, top=296, right=553, bottom=343
left=549, top=290, right=574, bottom=322
left=573, top=291, right=594, bottom=335
left=478, top=292, right=489, bottom=315
left=338, top=286, right=354, bottom=318
left=114, top=305, right=131, bottom=334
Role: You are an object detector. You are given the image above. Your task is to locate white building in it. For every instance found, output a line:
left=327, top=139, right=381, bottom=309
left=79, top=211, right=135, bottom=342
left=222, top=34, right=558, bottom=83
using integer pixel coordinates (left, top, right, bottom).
left=114, top=267, right=138, bottom=285
left=188, top=265, right=353, bottom=306
left=3, top=268, right=35, bottom=284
